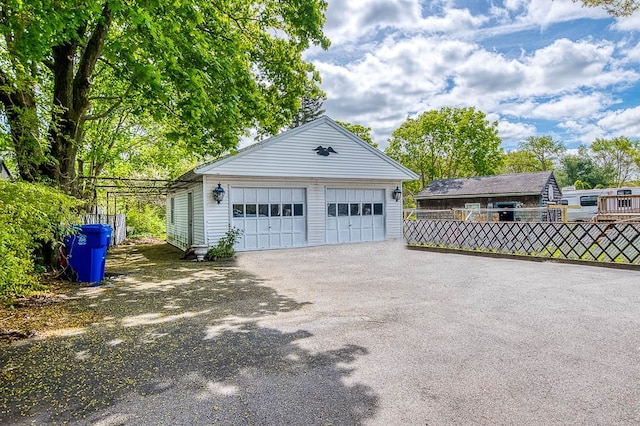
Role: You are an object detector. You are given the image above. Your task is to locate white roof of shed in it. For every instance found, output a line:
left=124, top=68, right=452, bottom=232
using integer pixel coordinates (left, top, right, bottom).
left=193, top=116, right=418, bottom=181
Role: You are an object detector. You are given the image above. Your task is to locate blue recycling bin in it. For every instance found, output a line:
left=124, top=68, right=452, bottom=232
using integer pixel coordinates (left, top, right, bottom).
left=63, top=224, right=112, bottom=284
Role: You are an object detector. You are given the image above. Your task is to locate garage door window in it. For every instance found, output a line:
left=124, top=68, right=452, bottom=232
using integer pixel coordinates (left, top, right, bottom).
left=234, top=203, right=303, bottom=217
left=327, top=202, right=383, bottom=217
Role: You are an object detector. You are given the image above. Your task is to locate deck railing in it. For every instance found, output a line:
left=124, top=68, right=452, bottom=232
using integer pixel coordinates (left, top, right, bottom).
left=404, top=219, right=640, bottom=265
left=597, top=194, right=640, bottom=222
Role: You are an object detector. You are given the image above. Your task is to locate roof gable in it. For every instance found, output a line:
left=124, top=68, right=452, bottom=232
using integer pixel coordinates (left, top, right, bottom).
left=194, top=116, right=418, bottom=181
left=416, top=171, right=555, bottom=199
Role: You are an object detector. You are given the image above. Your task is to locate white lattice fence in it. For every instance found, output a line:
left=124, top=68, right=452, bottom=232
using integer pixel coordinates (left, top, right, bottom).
left=404, top=220, right=640, bottom=265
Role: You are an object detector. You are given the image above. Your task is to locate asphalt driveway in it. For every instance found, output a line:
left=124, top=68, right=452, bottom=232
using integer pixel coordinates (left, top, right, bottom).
left=2, top=241, right=639, bottom=425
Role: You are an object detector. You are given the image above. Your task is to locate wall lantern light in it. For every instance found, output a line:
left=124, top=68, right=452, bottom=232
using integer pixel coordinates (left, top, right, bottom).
left=392, top=186, right=402, bottom=202
left=213, top=183, right=225, bottom=204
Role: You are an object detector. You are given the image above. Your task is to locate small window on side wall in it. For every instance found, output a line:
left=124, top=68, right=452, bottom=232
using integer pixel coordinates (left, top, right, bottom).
left=170, top=197, right=175, bottom=224
left=580, top=196, right=598, bottom=207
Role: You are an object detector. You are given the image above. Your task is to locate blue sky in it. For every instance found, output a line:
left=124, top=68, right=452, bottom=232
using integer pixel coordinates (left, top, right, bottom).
left=304, top=0, right=640, bottom=151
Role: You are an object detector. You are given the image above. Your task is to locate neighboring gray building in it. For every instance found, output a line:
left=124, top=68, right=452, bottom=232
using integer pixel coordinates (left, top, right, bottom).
left=416, top=171, right=562, bottom=214
left=166, top=116, right=418, bottom=251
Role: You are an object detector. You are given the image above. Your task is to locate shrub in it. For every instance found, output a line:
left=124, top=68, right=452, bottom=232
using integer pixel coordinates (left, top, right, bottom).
left=126, top=204, right=166, bottom=238
left=0, top=180, right=80, bottom=298
left=206, top=227, right=243, bottom=260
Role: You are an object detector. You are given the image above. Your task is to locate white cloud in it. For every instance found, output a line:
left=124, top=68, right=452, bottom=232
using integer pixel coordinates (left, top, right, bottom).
left=529, top=93, right=617, bottom=120
left=621, top=40, right=640, bottom=63
left=517, top=0, right=607, bottom=27
left=323, top=0, right=423, bottom=45
left=496, top=119, right=537, bottom=147
left=611, top=10, right=640, bottom=31
left=558, top=120, right=607, bottom=145
left=526, top=38, right=619, bottom=92
left=311, top=0, right=640, bottom=149
left=597, top=106, right=640, bottom=135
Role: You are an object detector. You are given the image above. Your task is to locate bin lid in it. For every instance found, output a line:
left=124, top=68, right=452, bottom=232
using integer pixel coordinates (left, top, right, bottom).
left=80, top=224, right=112, bottom=233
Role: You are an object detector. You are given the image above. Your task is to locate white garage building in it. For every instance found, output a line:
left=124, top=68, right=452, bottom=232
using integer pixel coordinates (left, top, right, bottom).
left=166, top=116, right=418, bottom=252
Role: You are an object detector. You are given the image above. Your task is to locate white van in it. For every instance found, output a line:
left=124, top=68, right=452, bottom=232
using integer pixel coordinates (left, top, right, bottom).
left=560, top=187, right=640, bottom=221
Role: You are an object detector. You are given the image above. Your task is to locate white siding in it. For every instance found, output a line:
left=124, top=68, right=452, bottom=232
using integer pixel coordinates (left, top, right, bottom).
left=200, top=175, right=404, bottom=251
left=307, top=183, right=326, bottom=245
left=166, top=181, right=203, bottom=250
left=192, top=187, right=205, bottom=245
left=203, top=178, right=230, bottom=248
left=197, top=119, right=417, bottom=180
left=385, top=184, right=405, bottom=239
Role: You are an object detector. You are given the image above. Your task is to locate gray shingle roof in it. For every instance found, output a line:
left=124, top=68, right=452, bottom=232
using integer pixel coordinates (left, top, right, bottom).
left=415, top=171, right=554, bottom=199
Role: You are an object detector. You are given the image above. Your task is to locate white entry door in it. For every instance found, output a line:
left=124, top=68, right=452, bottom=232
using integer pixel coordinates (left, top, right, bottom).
left=231, top=187, right=306, bottom=250
left=326, top=189, right=385, bottom=244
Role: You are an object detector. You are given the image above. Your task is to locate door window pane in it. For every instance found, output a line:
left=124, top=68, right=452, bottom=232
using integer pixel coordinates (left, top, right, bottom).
left=338, top=203, right=349, bottom=216
left=233, top=204, right=244, bottom=217
left=373, top=203, right=383, bottom=215
left=258, top=204, right=269, bottom=217
left=362, top=203, right=372, bottom=215
left=270, top=204, right=281, bottom=217
left=328, top=204, right=336, bottom=217
left=246, top=204, right=257, bottom=217
left=294, top=204, right=304, bottom=216
left=350, top=203, right=360, bottom=216
left=282, top=204, right=293, bottom=216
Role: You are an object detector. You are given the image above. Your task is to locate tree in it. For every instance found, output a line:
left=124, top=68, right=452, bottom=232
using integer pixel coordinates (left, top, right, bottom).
left=518, top=136, right=566, bottom=171
left=290, top=92, right=326, bottom=128
left=554, top=145, right=615, bottom=189
left=1, top=0, right=330, bottom=193
left=500, top=150, right=541, bottom=174
left=385, top=107, right=503, bottom=188
left=570, top=0, right=639, bottom=16
left=336, top=120, right=378, bottom=148
left=590, top=136, right=639, bottom=186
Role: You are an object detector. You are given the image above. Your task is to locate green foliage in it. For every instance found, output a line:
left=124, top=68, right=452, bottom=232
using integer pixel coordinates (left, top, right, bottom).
left=0, top=180, right=81, bottom=297
left=555, top=146, right=615, bottom=189
left=590, top=136, right=639, bottom=186
left=385, top=107, right=503, bottom=188
left=336, top=121, right=378, bottom=148
left=517, top=136, right=566, bottom=171
left=206, top=228, right=243, bottom=261
left=1, top=0, right=330, bottom=190
left=290, top=92, right=326, bottom=129
left=126, top=204, right=166, bottom=239
left=500, top=150, right=541, bottom=174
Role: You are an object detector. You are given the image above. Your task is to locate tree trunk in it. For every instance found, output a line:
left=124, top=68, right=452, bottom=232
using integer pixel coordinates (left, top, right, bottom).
left=3, top=93, right=42, bottom=182
left=40, top=3, right=112, bottom=194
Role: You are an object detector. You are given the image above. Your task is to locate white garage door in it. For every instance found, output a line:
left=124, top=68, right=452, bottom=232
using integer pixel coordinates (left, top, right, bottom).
left=231, top=187, right=306, bottom=250
left=326, top=189, right=385, bottom=244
